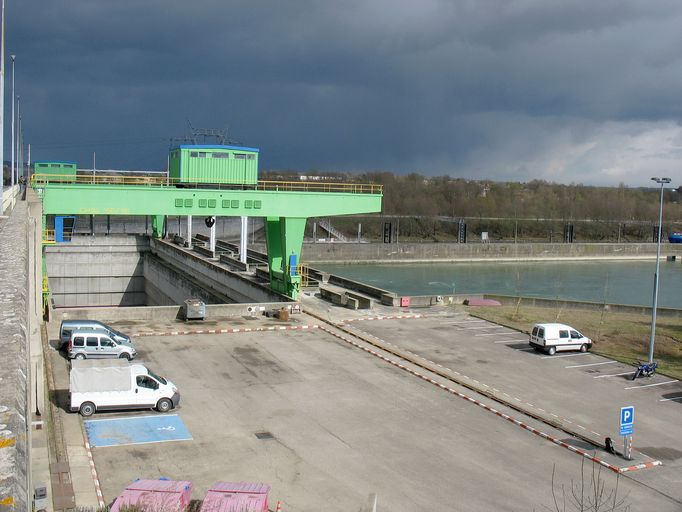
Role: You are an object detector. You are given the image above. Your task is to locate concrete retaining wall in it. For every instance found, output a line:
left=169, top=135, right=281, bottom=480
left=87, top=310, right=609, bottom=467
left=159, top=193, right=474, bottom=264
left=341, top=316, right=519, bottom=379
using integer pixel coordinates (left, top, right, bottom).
left=45, top=235, right=150, bottom=307
left=150, top=238, right=286, bottom=303
left=483, top=294, right=682, bottom=319
left=143, top=253, right=231, bottom=306
left=296, top=241, right=682, bottom=263
left=0, top=199, right=29, bottom=511
left=52, top=302, right=296, bottom=323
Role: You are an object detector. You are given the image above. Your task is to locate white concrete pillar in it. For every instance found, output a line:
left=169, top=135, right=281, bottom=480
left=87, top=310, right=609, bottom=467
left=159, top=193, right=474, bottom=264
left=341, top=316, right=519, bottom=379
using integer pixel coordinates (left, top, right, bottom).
left=187, top=215, right=192, bottom=249
left=240, top=216, right=248, bottom=263
left=210, top=217, right=216, bottom=254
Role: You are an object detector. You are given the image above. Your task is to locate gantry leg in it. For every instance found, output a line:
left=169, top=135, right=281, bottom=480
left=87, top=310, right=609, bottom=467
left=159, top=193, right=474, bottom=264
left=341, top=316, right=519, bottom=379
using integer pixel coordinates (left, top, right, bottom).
left=151, top=215, right=166, bottom=238
left=265, top=217, right=306, bottom=300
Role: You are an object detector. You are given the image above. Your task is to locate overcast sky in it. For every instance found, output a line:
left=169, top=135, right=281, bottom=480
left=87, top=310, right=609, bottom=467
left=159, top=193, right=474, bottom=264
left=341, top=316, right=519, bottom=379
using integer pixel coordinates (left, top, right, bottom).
left=4, top=0, right=682, bottom=186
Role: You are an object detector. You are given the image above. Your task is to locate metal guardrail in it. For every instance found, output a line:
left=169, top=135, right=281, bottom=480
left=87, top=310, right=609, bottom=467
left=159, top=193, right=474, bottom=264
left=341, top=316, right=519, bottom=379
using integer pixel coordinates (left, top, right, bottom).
left=1, top=185, right=20, bottom=214
left=30, top=174, right=383, bottom=194
left=42, top=229, right=56, bottom=245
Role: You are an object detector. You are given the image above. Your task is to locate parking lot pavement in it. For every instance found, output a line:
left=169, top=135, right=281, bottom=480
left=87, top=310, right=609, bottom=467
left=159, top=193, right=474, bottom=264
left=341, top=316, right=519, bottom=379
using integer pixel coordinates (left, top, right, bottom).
left=350, top=313, right=682, bottom=502
left=50, top=326, right=679, bottom=511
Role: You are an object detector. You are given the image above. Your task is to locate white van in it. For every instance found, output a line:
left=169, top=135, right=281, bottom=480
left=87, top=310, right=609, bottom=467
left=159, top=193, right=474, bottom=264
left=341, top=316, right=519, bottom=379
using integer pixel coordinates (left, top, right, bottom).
left=529, top=323, right=592, bottom=355
left=69, top=359, right=179, bottom=417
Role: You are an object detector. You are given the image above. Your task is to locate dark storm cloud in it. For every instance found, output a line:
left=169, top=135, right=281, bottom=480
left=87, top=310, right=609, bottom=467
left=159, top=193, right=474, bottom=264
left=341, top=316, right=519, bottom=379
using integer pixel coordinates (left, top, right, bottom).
left=5, top=0, right=682, bottom=185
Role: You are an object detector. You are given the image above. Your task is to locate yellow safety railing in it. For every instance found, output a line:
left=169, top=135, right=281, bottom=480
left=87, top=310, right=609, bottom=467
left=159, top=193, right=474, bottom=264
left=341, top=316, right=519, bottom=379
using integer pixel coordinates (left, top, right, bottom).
left=42, top=229, right=56, bottom=245
left=298, top=263, right=310, bottom=288
left=42, top=276, right=49, bottom=294
left=30, top=173, right=383, bottom=195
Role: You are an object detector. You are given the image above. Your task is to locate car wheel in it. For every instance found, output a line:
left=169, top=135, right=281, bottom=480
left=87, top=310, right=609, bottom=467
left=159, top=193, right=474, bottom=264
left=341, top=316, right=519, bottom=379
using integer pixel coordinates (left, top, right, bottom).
left=547, top=346, right=556, bottom=356
left=75, top=353, right=86, bottom=360
left=156, top=398, right=172, bottom=413
left=579, top=344, right=588, bottom=353
left=119, top=353, right=131, bottom=360
left=79, top=402, right=95, bottom=417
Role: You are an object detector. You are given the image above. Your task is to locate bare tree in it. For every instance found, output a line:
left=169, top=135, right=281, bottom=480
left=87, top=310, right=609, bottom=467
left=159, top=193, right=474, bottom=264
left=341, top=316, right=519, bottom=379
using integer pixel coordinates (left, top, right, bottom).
left=539, top=460, right=631, bottom=512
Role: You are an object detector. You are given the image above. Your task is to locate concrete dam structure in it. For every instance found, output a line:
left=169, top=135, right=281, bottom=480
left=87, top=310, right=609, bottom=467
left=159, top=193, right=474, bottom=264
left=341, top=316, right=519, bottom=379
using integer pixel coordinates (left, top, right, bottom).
left=44, top=234, right=285, bottom=308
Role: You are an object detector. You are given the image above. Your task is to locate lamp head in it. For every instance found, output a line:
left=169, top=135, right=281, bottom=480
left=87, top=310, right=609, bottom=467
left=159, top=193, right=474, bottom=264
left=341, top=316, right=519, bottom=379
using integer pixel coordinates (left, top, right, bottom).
left=651, top=177, right=671, bottom=185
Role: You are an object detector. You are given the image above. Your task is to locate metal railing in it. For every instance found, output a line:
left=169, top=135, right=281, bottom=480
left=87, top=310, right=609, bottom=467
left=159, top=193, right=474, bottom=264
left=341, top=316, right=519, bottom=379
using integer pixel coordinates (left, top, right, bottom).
left=42, top=229, right=56, bottom=245
left=30, top=174, right=383, bottom=195
left=297, top=263, right=310, bottom=287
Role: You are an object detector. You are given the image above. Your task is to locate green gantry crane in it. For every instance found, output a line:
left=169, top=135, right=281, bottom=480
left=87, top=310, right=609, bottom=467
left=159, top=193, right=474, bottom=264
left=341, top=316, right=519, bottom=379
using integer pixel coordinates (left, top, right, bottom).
left=33, top=149, right=382, bottom=300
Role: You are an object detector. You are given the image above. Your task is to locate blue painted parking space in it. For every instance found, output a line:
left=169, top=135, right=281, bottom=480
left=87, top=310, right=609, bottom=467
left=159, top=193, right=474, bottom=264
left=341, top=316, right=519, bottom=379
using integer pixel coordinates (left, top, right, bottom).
left=84, top=414, right=193, bottom=447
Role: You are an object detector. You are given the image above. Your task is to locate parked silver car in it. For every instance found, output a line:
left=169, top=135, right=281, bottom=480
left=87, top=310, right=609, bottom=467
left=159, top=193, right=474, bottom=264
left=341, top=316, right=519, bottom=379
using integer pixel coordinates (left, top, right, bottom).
left=68, top=330, right=137, bottom=360
left=59, top=320, right=132, bottom=349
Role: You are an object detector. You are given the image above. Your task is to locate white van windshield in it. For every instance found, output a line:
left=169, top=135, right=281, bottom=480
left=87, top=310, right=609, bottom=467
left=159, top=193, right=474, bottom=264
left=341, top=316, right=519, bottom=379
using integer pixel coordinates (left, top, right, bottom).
left=147, top=369, right=167, bottom=385
left=109, top=328, right=127, bottom=339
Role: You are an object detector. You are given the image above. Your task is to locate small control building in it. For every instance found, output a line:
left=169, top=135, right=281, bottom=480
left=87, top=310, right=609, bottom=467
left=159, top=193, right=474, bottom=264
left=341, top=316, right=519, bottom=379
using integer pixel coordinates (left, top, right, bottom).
left=33, top=161, right=78, bottom=181
left=169, top=145, right=259, bottom=186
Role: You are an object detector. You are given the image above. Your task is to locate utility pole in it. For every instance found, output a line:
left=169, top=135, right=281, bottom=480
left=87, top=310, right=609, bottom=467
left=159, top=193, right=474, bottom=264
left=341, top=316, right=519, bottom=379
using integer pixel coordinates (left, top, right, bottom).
left=1, top=0, right=6, bottom=213
left=18, top=114, right=22, bottom=183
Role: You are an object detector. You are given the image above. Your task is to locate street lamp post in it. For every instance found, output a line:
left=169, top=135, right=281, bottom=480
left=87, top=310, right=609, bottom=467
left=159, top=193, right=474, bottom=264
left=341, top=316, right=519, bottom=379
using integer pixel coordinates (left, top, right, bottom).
left=16, top=96, right=20, bottom=182
left=10, top=54, right=15, bottom=188
left=648, top=177, right=671, bottom=364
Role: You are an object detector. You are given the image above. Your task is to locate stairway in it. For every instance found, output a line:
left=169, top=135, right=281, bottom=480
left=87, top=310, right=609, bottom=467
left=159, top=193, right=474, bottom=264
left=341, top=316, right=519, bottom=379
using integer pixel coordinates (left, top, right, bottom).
left=317, top=219, right=348, bottom=242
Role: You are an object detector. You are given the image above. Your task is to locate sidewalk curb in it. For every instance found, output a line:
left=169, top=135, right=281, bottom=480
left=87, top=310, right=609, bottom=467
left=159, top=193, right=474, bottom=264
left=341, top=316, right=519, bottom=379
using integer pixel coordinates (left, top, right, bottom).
left=82, top=432, right=105, bottom=507
left=132, top=324, right=319, bottom=337
left=344, top=314, right=427, bottom=322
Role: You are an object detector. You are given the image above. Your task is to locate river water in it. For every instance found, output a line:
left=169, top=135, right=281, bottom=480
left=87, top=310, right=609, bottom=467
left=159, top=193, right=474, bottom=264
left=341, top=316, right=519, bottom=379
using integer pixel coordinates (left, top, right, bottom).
left=315, top=260, right=682, bottom=308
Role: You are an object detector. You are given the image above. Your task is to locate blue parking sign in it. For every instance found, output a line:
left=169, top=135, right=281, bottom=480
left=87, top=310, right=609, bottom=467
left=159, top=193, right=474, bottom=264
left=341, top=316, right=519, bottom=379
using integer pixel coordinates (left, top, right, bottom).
left=620, top=406, right=634, bottom=436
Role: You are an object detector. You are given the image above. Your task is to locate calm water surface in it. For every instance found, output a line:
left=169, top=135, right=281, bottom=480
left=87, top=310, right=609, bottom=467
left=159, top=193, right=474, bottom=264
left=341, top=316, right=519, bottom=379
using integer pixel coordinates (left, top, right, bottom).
left=315, top=260, right=682, bottom=308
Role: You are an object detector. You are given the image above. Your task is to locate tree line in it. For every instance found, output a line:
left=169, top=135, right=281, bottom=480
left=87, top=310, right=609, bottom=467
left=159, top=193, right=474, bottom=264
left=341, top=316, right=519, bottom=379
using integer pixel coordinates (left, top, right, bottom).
left=265, top=170, right=682, bottom=242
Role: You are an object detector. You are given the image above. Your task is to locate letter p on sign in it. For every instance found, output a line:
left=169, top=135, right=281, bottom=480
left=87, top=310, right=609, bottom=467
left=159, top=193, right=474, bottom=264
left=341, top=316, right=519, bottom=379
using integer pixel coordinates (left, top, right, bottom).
left=620, top=406, right=634, bottom=436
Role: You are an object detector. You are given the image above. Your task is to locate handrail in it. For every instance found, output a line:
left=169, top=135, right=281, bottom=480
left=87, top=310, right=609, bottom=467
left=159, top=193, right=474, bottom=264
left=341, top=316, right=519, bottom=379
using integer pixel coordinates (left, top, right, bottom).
left=30, top=174, right=383, bottom=194
left=42, top=229, right=56, bottom=245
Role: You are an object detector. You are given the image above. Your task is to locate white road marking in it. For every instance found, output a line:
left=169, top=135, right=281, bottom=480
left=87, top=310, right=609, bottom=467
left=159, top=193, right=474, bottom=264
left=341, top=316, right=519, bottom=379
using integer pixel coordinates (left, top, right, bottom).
left=494, top=339, right=529, bottom=344
left=475, top=332, right=511, bottom=336
left=594, top=371, right=634, bottom=379
left=625, top=380, right=679, bottom=390
left=458, top=326, right=503, bottom=330
left=565, top=361, right=617, bottom=369
left=541, top=353, right=590, bottom=359
left=659, top=396, right=682, bottom=402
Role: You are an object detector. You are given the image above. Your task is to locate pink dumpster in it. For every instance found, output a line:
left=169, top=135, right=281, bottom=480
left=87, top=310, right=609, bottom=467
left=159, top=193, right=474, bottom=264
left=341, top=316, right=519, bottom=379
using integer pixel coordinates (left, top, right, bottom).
left=200, top=482, right=271, bottom=512
left=110, top=479, right=193, bottom=512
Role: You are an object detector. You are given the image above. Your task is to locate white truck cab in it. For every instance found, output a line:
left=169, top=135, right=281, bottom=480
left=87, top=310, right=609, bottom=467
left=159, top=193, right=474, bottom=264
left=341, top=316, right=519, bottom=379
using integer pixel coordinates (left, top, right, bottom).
left=70, top=359, right=180, bottom=416
left=529, top=323, right=592, bottom=356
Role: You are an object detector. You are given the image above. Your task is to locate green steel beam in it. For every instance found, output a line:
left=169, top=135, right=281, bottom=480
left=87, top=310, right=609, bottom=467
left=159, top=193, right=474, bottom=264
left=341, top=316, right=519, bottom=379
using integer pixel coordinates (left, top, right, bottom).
left=39, top=184, right=382, bottom=218
left=38, top=184, right=382, bottom=299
